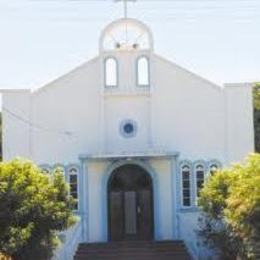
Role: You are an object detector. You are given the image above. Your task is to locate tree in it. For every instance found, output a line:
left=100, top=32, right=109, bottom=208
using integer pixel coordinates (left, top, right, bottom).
left=253, top=83, right=260, bottom=152
left=0, top=112, right=2, bottom=160
left=198, top=154, right=260, bottom=259
left=0, top=159, right=76, bottom=260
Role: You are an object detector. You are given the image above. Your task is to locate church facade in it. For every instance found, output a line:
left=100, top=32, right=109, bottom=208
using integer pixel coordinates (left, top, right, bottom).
left=1, top=18, right=254, bottom=259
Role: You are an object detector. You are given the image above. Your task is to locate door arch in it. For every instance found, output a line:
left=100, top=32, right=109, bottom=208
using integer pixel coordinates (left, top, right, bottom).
left=108, top=164, right=154, bottom=241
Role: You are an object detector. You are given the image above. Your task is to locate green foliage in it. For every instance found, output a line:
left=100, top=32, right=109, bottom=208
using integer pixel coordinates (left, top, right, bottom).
left=0, top=112, right=2, bottom=160
left=0, top=159, right=76, bottom=260
left=253, top=83, right=260, bottom=110
left=198, top=154, right=260, bottom=259
left=253, top=83, right=260, bottom=152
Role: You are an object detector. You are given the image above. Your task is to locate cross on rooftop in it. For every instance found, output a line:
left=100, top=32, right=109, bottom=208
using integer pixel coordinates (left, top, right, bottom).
left=114, top=0, right=136, bottom=18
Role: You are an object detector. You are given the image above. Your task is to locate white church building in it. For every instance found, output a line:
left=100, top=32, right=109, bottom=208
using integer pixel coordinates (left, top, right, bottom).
left=1, top=17, right=254, bottom=259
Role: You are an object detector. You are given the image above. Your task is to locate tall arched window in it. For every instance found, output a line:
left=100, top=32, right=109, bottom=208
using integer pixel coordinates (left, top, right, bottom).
left=209, top=162, right=221, bottom=175
left=181, top=164, right=191, bottom=207
left=39, top=165, right=52, bottom=175
left=195, top=164, right=205, bottom=197
left=105, top=57, right=118, bottom=87
left=68, top=166, right=79, bottom=210
left=137, top=56, right=149, bottom=86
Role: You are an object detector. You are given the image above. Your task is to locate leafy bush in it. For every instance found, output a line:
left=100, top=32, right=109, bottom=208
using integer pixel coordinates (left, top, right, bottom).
left=198, top=154, right=260, bottom=259
left=253, top=83, right=260, bottom=152
left=0, top=159, right=76, bottom=260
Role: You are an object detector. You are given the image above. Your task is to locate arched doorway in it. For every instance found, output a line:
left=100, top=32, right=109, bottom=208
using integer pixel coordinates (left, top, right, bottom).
left=108, top=164, right=154, bottom=241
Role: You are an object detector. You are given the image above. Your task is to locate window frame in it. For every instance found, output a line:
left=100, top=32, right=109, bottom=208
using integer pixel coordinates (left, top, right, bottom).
left=67, top=166, right=80, bottom=211
left=194, top=162, right=206, bottom=203
left=119, top=119, right=137, bottom=138
left=180, top=162, right=192, bottom=208
left=136, top=56, right=150, bottom=87
left=104, top=57, right=118, bottom=88
left=39, top=164, right=52, bottom=174
left=208, top=160, right=222, bottom=176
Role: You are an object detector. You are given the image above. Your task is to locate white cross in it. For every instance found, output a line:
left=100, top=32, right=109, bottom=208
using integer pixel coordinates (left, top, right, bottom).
left=114, top=0, right=136, bottom=19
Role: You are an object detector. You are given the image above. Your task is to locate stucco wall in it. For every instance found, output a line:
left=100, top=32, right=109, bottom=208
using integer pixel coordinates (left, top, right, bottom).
left=2, top=52, right=253, bottom=165
left=151, top=55, right=226, bottom=161
left=225, top=83, right=254, bottom=163
left=3, top=58, right=102, bottom=163
left=2, top=90, right=31, bottom=160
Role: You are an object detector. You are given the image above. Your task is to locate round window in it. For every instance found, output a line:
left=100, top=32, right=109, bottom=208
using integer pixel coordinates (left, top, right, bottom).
left=120, top=120, right=137, bottom=138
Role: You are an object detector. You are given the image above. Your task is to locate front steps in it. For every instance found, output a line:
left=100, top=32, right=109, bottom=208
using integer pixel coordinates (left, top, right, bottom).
left=74, top=240, right=192, bottom=260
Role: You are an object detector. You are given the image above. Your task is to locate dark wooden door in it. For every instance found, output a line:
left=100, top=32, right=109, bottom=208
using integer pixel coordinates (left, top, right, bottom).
left=109, top=191, right=124, bottom=241
left=109, top=189, right=153, bottom=241
left=138, top=190, right=153, bottom=240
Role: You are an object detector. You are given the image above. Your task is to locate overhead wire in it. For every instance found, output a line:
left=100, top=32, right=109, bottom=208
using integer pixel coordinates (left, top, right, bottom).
left=2, top=107, right=76, bottom=137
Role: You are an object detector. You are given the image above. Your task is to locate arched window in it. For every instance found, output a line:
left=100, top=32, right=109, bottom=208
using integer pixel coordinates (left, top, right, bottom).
left=68, top=166, right=79, bottom=210
left=195, top=164, right=205, bottom=197
left=39, top=165, right=51, bottom=174
left=105, top=57, right=118, bottom=87
left=209, top=162, right=220, bottom=175
left=181, top=164, right=191, bottom=207
left=137, top=56, right=149, bottom=86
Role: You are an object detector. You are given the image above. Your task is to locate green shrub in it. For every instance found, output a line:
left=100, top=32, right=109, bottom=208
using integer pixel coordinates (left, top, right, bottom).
left=198, top=154, right=260, bottom=259
left=0, top=159, right=76, bottom=260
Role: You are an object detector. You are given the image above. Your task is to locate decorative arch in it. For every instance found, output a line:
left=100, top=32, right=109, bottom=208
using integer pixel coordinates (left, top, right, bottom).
left=38, top=164, right=52, bottom=174
left=208, top=160, right=222, bottom=175
left=52, top=163, right=66, bottom=174
left=101, top=159, right=159, bottom=241
left=99, top=18, right=154, bottom=52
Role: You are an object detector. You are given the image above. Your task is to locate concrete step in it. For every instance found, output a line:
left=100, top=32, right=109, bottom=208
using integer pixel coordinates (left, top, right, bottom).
left=74, top=240, right=192, bottom=260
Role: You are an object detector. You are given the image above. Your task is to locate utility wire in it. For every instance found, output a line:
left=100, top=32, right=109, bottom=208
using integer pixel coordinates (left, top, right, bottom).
left=2, top=107, right=75, bottom=137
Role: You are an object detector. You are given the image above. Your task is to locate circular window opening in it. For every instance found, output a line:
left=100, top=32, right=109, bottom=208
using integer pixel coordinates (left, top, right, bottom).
left=124, top=123, right=134, bottom=134
left=120, top=120, right=137, bottom=138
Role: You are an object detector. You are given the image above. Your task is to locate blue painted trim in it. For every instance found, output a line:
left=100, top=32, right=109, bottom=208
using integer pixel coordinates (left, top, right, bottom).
left=84, top=160, right=89, bottom=242
left=207, top=160, right=222, bottom=175
left=178, top=160, right=193, bottom=210
left=52, top=163, right=66, bottom=180
left=178, top=207, right=201, bottom=213
left=65, top=164, right=78, bottom=182
left=52, top=163, right=66, bottom=170
left=104, top=56, right=119, bottom=88
left=193, top=160, right=207, bottom=206
left=65, top=164, right=80, bottom=171
left=78, top=158, right=89, bottom=242
left=101, top=159, right=160, bottom=241
left=38, top=164, right=52, bottom=174
left=136, top=55, right=150, bottom=87
left=65, top=164, right=81, bottom=212
left=177, top=159, right=222, bottom=211
left=170, top=155, right=180, bottom=239
left=78, top=160, right=85, bottom=242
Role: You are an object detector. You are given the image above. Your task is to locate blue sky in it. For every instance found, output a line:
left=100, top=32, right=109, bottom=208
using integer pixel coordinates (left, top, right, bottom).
left=0, top=0, right=259, bottom=90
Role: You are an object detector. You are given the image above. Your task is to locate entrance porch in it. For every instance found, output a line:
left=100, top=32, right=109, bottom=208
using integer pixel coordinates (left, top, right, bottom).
left=79, top=151, right=179, bottom=243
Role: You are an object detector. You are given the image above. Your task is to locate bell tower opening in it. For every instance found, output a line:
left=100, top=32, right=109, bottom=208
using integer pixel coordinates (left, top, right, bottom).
left=99, top=18, right=154, bottom=53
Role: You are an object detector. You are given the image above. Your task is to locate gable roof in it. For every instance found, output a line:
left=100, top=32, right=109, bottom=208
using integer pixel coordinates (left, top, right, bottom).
left=153, top=54, right=223, bottom=91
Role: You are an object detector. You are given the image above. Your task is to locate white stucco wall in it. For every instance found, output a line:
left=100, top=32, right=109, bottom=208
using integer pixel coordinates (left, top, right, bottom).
left=225, top=83, right=254, bottom=163
left=2, top=90, right=32, bottom=159
left=151, top=55, right=226, bottom=161
left=2, top=52, right=253, bottom=164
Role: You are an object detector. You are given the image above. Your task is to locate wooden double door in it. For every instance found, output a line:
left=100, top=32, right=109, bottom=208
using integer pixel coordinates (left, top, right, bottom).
left=108, top=165, right=154, bottom=241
